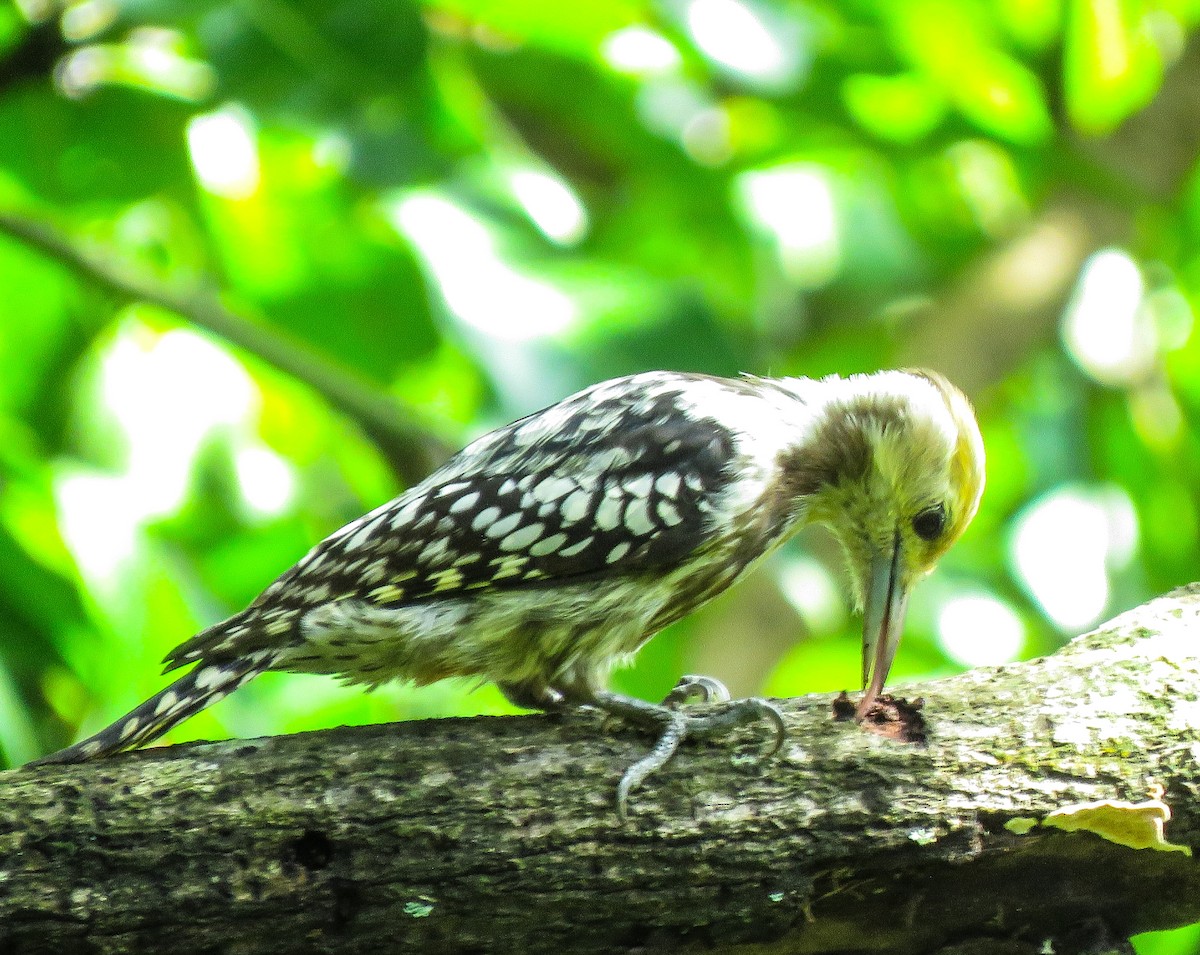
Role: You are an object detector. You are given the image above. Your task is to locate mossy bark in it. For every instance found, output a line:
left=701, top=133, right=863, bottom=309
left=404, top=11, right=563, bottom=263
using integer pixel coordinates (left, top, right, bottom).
left=3, top=586, right=1200, bottom=955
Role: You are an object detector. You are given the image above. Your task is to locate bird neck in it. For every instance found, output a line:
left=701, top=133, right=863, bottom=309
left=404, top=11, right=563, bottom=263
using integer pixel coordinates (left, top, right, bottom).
left=776, top=385, right=899, bottom=505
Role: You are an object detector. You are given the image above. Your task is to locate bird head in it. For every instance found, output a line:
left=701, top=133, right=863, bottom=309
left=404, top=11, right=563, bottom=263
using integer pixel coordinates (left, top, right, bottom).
left=786, top=369, right=985, bottom=719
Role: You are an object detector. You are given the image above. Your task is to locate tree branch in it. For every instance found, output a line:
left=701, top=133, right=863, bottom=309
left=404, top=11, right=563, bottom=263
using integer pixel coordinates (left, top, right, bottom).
left=4, top=586, right=1200, bottom=954
left=902, top=36, right=1200, bottom=396
left=0, top=210, right=448, bottom=485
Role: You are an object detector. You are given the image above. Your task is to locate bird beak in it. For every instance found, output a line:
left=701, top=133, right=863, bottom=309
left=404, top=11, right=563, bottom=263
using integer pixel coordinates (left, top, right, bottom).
left=856, top=532, right=909, bottom=720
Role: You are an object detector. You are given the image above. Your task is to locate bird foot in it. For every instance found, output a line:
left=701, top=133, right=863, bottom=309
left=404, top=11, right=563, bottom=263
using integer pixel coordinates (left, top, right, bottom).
left=588, top=682, right=785, bottom=821
left=660, top=673, right=731, bottom=706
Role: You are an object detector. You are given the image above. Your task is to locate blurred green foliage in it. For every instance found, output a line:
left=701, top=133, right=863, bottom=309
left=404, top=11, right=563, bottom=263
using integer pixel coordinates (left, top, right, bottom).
left=2, top=0, right=1200, bottom=945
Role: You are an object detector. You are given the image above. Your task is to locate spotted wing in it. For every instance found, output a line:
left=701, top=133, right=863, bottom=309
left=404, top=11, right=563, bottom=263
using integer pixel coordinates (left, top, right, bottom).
left=294, top=381, right=736, bottom=603
left=164, top=374, right=745, bottom=669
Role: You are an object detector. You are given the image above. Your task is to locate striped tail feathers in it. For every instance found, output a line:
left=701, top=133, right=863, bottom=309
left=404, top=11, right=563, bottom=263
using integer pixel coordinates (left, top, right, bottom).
left=162, top=607, right=260, bottom=673
left=27, top=652, right=276, bottom=768
left=160, top=602, right=304, bottom=674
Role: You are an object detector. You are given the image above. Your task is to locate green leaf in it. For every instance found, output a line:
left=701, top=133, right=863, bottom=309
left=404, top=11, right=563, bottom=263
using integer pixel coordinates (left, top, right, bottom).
left=886, top=0, right=1053, bottom=144
left=1064, top=0, right=1164, bottom=134
left=419, top=0, right=640, bottom=58
left=842, top=72, right=947, bottom=144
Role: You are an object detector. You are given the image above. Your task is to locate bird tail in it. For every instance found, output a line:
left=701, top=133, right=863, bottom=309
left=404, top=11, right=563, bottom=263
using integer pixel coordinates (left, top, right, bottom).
left=27, top=654, right=273, bottom=767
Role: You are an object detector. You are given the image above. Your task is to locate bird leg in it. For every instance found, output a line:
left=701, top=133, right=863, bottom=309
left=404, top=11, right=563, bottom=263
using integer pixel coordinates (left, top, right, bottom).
left=498, top=681, right=566, bottom=712
left=567, top=680, right=786, bottom=820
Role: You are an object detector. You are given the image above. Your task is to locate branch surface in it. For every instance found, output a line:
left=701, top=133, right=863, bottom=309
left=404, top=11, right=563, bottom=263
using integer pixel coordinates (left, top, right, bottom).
left=4, top=586, right=1200, bottom=955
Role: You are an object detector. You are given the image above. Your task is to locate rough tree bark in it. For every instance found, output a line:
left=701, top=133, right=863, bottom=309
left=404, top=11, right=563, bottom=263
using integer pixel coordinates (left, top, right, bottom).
left=3, top=585, right=1200, bottom=955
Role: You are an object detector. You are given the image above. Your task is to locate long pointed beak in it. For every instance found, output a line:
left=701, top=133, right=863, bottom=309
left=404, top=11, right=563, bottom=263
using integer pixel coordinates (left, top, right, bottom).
left=856, top=532, right=909, bottom=721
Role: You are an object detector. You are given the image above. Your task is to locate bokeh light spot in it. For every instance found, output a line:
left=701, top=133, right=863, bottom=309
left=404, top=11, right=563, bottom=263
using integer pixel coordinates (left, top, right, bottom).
left=736, top=165, right=840, bottom=286
left=187, top=105, right=260, bottom=200
left=1009, top=485, right=1138, bottom=631
left=234, top=446, right=297, bottom=519
left=509, top=170, right=588, bottom=245
left=1063, top=248, right=1154, bottom=385
left=937, top=593, right=1025, bottom=667
left=56, top=324, right=258, bottom=587
left=602, top=27, right=681, bottom=75
left=684, top=0, right=800, bottom=87
left=389, top=193, right=576, bottom=342
left=777, top=554, right=847, bottom=634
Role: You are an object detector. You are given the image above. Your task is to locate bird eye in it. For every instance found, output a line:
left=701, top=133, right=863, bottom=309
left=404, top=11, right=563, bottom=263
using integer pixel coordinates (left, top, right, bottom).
left=912, top=504, right=947, bottom=542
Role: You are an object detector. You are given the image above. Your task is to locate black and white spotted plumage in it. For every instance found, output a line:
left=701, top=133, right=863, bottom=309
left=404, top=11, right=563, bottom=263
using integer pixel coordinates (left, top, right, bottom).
left=212, top=377, right=740, bottom=626
left=32, top=369, right=984, bottom=766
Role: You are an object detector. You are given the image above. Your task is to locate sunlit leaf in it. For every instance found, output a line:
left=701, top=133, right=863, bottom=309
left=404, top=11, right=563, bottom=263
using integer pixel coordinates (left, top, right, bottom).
left=421, top=0, right=640, bottom=58
left=842, top=72, right=947, bottom=144
left=995, top=0, right=1064, bottom=50
left=885, top=0, right=1053, bottom=144
left=1064, top=0, right=1164, bottom=134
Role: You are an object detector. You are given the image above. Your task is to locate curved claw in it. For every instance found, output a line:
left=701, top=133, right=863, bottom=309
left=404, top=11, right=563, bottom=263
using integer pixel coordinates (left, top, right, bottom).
left=753, top=699, right=786, bottom=759
left=689, top=697, right=786, bottom=760
left=616, top=710, right=689, bottom=821
left=593, top=689, right=787, bottom=820
left=661, top=674, right=731, bottom=707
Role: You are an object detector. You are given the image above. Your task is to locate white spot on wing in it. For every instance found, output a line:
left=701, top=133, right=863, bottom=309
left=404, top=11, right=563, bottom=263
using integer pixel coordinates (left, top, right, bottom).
left=658, top=500, right=682, bottom=526
left=624, top=497, right=655, bottom=535
left=472, top=506, right=501, bottom=531
left=558, top=536, right=592, bottom=557
left=560, top=489, right=591, bottom=524
left=419, top=538, right=450, bottom=563
left=487, top=512, right=524, bottom=538
left=362, top=559, right=390, bottom=584
left=607, top=541, right=631, bottom=563
left=529, top=532, right=568, bottom=556
left=430, top=567, right=464, bottom=591
left=449, top=491, right=481, bottom=514
left=595, top=495, right=622, bottom=531
left=303, top=582, right=331, bottom=604
left=533, top=476, right=575, bottom=503
left=492, top=556, right=527, bottom=579
left=194, top=665, right=226, bottom=690
left=655, top=472, right=681, bottom=498
left=500, top=523, right=544, bottom=551
left=345, top=512, right=388, bottom=551
left=624, top=474, right=653, bottom=498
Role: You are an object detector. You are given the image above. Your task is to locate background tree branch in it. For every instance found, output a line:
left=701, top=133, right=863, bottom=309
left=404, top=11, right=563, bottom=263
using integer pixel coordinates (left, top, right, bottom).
left=901, top=38, right=1200, bottom=395
left=4, top=585, right=1199, bottom=955
left=0, top=210, right=447, bottom=485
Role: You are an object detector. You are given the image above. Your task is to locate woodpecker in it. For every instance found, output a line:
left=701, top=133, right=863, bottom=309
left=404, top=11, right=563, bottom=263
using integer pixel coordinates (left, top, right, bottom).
left=32, top=370, right=985, bottom=813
